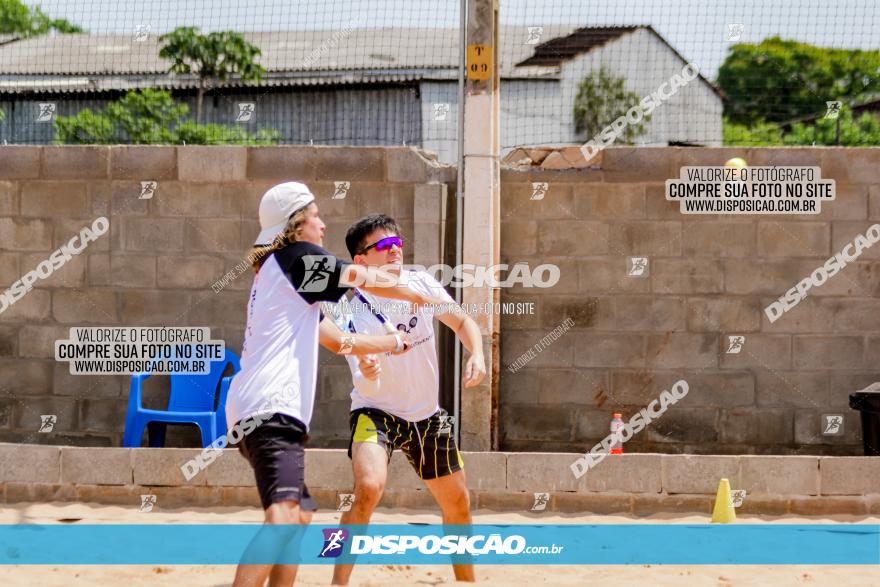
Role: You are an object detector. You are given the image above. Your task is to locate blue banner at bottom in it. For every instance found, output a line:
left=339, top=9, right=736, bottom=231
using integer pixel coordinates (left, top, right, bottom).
left=1, top=524, right=878, bottom=565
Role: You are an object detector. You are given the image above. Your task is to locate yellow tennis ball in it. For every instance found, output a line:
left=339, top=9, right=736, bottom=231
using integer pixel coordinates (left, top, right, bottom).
left=725, top=157, right=748, bottom=169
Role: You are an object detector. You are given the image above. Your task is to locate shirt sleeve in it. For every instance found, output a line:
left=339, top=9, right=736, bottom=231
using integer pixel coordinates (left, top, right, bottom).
left=416, top=271, right=456, bottom=303
left=275, top=241, right=352, bottom=305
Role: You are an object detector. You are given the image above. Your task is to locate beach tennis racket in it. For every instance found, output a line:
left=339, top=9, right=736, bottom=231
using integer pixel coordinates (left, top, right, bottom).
left=321, top=290, right=398, bottom=335
left=353, top=288, right=399, bottom=334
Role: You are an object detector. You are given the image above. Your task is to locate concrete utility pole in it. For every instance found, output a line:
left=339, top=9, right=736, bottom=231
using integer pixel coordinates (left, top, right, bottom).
left=458, top=0, right=500, bottom=450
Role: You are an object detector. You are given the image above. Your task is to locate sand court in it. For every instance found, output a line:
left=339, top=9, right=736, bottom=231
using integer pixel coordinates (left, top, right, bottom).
left=1, top=502, right=878, bottom=586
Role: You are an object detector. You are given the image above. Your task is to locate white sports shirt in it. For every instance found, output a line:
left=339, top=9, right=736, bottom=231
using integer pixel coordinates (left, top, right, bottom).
left=345, top=270, right=455, bottom=422
left=225, top=241, right=350, bottom=431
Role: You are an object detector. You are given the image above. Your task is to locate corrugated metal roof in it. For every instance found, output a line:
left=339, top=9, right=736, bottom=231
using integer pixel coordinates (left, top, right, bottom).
left=4, top=26, right=742, bottom=94
left=516, top=26, right=637, bottom=67
left=0, top=71, right=440, bottom=94
left=516, top=25, right=723, bottom=98
left=0, top=26, right=575, bottom=75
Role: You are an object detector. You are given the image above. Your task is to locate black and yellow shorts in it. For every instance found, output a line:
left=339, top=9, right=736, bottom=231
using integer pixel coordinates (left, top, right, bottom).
left=347, top=407, right=464, bottom=480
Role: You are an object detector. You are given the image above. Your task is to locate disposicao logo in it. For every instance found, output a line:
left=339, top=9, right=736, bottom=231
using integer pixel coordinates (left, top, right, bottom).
left=319, top=528, right=349, bottom=558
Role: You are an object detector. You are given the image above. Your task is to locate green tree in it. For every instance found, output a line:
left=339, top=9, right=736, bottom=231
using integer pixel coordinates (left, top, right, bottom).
left=54, top=89, right=280, bottom=145
left=174, top=120, right=281, bottom=145
left=55, top=89, right=182, bottom=144
left=717, top=37, right=880, bottom=126
left=723, top=108, right=880, bottom=147
left=722, top=118, right=784, bottom=146
left=573, top=66, right=650, bottom=143
left=54, top=108, right=115, bottom=143
left=159, top=27, right=265, bottom=124
left=0, top=0, right=83, bottom=36
left=784, top=109, right=880, bottom=146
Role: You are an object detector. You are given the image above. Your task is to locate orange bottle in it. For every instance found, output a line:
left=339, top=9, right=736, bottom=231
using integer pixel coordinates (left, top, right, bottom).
left=610, top=413, right=624, bottom=454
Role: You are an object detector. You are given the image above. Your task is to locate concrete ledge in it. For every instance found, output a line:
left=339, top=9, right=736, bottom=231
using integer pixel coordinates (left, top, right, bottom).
left=507, top=453, right=583, bottom=492
left=584, top=454, right=662, bottom=493
left=631, top=493, right=715, bottom=516
left=662, top=455, right=739, bottom=494
left=2, top=445, right=878, bottom=515
left=789, top=495, right=869, bottom=516
left=60, top=447, right=132, bottom=485
left=0, top=146, right=41, bottom=178
left=177, top=146, right=247, bottom=182
left=736, top=495, right=789, bottom=516
left=464, top=452, right=507, bottom=490
left=42, top=146, right=110, bottom=180
left=550, top=492, right=632, bottom=514
left=740, top=455, right=819, bottom=496
left=109, top=145, right=177, bottom=179
left=203, top=449, right=253, bottom=487
left=133, top=448, right=208, bottom=487
left=0, top=444, right=61, bottom=483
left=304, top=449, right=355, bottom=488
left=820, top=456, right=880, bottom=495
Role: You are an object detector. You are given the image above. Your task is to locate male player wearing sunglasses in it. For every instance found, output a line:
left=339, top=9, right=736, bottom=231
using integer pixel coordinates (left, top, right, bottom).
left=332, top=214, right=486, bottom=585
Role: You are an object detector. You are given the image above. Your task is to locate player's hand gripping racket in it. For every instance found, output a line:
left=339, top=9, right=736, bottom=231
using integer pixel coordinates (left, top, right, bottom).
left=321, top=291, right=410, bottom=354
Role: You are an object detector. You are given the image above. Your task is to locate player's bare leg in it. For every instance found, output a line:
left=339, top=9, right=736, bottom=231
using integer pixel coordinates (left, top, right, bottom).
left=267, top=508, right=313, bottom=587
left=332, top=442, right=389, bottom=585
left=424, top=470, right=475, bottom=582
left=233, top=500, right=306, bottom=587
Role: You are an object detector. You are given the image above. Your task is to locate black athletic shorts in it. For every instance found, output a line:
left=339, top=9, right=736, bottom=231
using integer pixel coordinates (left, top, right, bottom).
left=237, top=413, right=317, bottom=511
left=348, top=407, right=463, bottom=480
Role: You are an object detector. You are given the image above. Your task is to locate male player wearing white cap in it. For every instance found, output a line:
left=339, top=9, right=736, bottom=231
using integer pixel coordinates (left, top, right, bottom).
left=227, top=183, right=448, bottom=587
left=332, top=214, right=486, bottom=585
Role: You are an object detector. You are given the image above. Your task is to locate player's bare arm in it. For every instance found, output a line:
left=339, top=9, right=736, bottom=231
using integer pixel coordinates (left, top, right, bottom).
left=319, top=317, right=412, bottom=356
left=437, top=306, right=486, bottom=388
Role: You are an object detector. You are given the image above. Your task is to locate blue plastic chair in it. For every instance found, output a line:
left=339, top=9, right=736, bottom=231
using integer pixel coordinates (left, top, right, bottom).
left=122, top=349, right=240, bottom=448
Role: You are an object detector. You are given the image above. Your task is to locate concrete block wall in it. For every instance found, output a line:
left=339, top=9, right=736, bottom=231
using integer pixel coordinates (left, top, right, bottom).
left=0, top=145, right=453, bottom=447
left=499, top=147, right=880, bottom=455
left=3, top=144, right=879, bottom=457
left=2, top=444, right=879, bottom=515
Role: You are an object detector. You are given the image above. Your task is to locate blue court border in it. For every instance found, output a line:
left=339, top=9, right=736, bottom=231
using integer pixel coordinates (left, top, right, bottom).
left=1, top=524, right=878, bottom=565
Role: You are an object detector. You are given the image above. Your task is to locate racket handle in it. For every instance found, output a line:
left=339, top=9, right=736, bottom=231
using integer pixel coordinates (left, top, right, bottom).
left=382, top=322, right=398, bottom=335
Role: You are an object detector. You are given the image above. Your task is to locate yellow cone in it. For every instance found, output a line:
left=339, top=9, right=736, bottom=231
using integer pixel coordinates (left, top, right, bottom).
left=711, top=478, right=737, bottom=523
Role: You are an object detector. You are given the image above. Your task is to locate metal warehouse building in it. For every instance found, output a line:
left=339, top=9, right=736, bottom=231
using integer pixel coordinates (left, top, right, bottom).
left=0, top=26, right=722, bottom=161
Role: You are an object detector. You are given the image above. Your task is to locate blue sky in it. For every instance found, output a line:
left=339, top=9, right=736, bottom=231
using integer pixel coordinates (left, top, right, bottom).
left=29, top=0, right=880, bottom=78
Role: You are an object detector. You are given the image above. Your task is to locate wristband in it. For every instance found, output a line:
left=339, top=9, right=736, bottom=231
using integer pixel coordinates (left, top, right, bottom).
left=393, top=333, right=403, bottom=353
left=339, top=335, right=355, bottom=355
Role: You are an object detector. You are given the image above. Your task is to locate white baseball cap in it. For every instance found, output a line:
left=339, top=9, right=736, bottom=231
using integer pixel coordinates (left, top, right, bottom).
left=254, top=182, right=316, bottom=245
